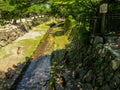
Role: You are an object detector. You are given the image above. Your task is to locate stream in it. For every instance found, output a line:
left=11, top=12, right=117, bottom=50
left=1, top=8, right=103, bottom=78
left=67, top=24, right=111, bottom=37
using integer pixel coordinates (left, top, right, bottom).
left=17, top=55, right=50, bottom=90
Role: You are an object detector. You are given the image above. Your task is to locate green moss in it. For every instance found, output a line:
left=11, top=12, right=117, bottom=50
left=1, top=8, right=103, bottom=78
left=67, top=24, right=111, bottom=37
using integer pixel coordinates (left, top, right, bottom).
left=36, top=24, right=49, bottom=30
left=55, top=36, right=69, bottom=50
left=17, top=38, right=41, bottom=56
left=0, top=22, right=49, bottom=62
left=54, top=27, right=70, bottom=50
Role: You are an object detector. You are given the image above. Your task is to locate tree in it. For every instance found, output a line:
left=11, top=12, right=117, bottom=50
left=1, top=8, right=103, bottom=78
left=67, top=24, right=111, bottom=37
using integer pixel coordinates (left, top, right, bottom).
left=0, top=0, right=50, bottom=25
left=0, top=0, right=15, bottom=19
left=49, top=0, right=102, bottom=66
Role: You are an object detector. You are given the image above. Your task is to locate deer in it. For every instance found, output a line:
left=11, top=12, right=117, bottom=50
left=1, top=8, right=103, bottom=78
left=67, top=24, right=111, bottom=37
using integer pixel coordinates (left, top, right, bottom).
left=17, top=46, right=22, bottom=55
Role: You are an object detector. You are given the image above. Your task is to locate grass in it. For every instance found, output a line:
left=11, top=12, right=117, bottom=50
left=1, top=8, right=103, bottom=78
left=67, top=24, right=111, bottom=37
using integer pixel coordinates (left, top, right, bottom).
left=0, top=21, right=50, bottom=72
left=55, top=36, right=69, bottom=50
left=17, top=38, right=41, bottom=56
left=54, top=27, right=70, bottom=50
left=36, top=24, right=49, bottom=30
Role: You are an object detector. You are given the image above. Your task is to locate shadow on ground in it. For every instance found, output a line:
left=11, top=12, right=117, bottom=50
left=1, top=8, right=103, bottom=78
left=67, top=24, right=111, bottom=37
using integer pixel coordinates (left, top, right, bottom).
left=0, top=56, right=32, bottom=90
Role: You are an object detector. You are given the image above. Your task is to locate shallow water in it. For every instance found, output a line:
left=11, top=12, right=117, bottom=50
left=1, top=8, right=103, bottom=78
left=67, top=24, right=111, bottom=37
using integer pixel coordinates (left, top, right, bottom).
left=17, top=55, right=50, bottom=90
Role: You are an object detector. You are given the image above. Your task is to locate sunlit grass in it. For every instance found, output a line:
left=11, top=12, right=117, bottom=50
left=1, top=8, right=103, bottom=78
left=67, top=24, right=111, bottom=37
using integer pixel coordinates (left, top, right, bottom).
left=55, top=36, right=69, bottom=50
left=54, top=27, right=70, bottom=50
left=17, top=38, right=42, bottom=57
left=36, top=24, right=49, bottom=30
left=0, top=20, right=50, bottom=72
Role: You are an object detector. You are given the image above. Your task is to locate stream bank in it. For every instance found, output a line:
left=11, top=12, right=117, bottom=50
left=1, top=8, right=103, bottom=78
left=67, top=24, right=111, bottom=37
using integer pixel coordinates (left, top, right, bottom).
left=0, top=18, right=52, bottom=89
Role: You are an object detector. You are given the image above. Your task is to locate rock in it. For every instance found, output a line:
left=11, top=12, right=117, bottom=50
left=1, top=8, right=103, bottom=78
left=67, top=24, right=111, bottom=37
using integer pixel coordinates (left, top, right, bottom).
left=96, top=76, right=104, bottom=86
left=56, top=75, right=66, bottom=88
left=1, top=35, right=7, bottom=41
left=93, top=87, right=99, bottom=90
left=100, top=48, right=107, bottom=57
left=83, top=70, right=92, bottom=83
left=118, top=42, right=120, bottom=48
left=103, top=67, right=113, bottom=82
left=72, top=70, right=79, bottom=79
left=100, top=84, right=110, bottom=90
left=5, top=68, right=15, bottom=79
left=117, top=37, right=120, bottom=41
left=111, top=58, right=120, bottom=70
left=71, top=85, right=80, bottom=90
left=111, top=74, right=120, bottom=88
left=11, top=31, right=17, bottom=37
left=78, top=68, right=87, bottom=81
left=82, top=83, right=93, bottom=90
left=94, top=36, right=104, bottom=44
left=116, top=88, right=120, bottom=90
left=0, top=41, right=7, bottom=46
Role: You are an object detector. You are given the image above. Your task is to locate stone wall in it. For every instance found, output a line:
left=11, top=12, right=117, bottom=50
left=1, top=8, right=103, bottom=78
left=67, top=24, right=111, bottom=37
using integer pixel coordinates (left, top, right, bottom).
left=50, top=36, right=120, bottom=90
left=75, top=44, right=120, bottom=90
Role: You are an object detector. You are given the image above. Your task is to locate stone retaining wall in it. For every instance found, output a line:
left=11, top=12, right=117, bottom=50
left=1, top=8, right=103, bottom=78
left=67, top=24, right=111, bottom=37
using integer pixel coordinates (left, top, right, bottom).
left=50, top=36, right=120, bottom=90
left=68, top=40, right=120, bottom=90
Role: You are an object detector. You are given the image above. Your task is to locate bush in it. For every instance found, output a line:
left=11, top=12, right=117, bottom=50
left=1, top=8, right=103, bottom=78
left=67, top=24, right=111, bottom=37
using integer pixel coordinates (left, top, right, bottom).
left=64, top=15, right=76, bottom=34
left=0, top=20, right=4, bottom=26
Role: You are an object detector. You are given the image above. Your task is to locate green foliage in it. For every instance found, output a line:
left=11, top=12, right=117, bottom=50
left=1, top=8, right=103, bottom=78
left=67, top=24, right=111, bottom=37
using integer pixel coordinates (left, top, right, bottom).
left=108, top=2, right=120, bottom=13
left=64, top=15, right=76, bottom=33
left=49, top=1, right=102, bottom=71
left=0, top=19, right=4, bottom=25
left=0, top=0, right=14, bottom=11
left=28, top=4, right=48, bottom=15
left=50, top=0, right=101, bottom=46
left=0, top=0, right=50, bottom=22
left=50, top=0, right=100, bottom=18
left=70, top=22, right=90, bottom=46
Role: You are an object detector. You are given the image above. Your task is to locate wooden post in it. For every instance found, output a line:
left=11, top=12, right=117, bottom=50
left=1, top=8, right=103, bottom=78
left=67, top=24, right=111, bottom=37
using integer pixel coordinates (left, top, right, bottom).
left=100, top=3, right=108, bottom=33
left=101, top=13, right=106, bottom=33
